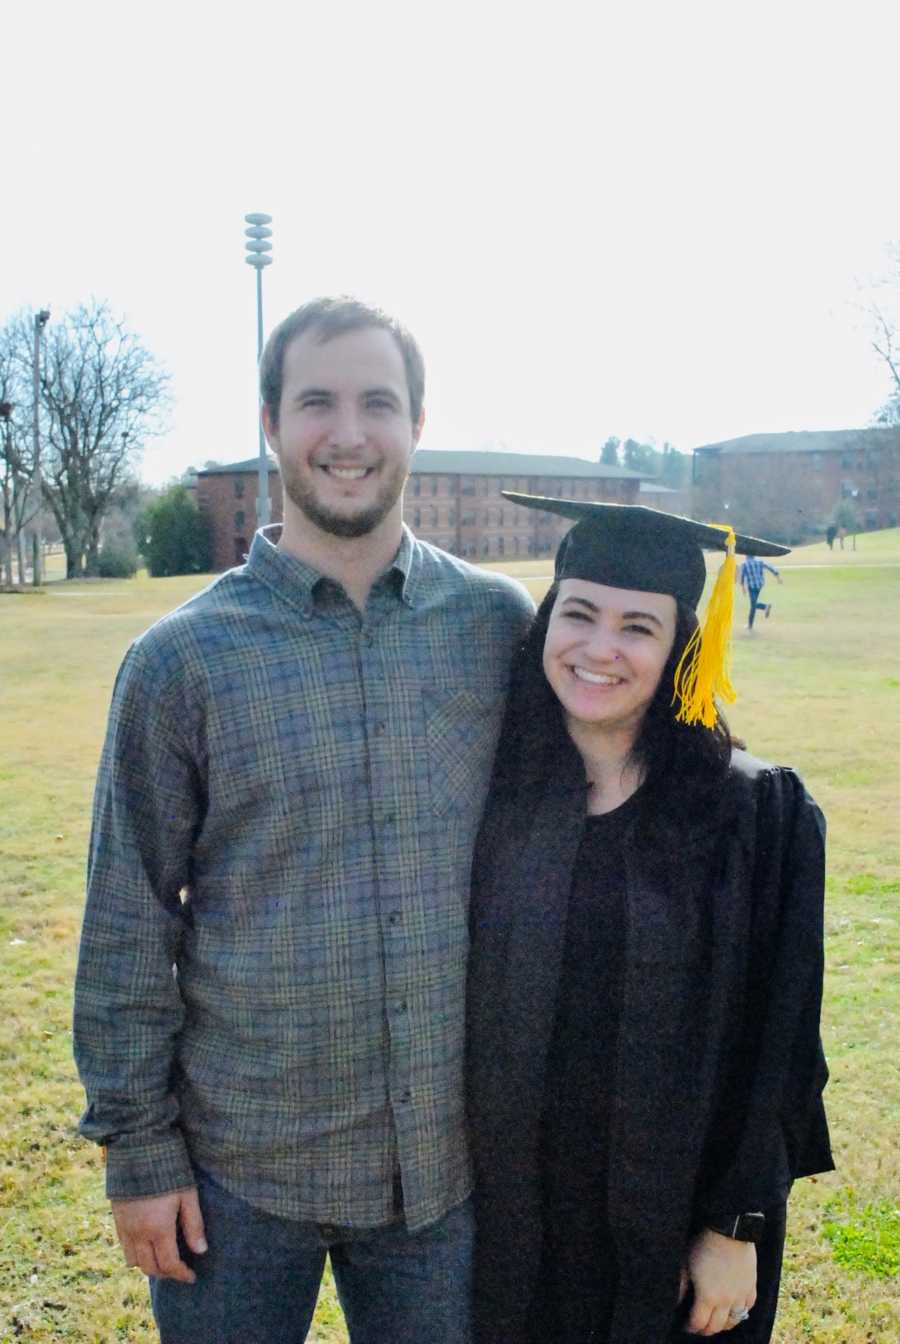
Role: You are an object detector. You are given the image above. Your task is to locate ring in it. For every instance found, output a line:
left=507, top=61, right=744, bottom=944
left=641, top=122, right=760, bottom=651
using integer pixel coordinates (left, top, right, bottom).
left=728, top=1307, right=750, bottom=1323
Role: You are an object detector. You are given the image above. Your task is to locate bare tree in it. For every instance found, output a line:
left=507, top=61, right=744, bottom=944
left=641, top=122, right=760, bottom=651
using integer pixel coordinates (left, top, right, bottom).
left=871, top=304, right=900, bottom=425
left=0, top=318, right=42, bottom=585
left=859, top=242, right=900, bottom=425
left=36, top=300, right=171, bottom=577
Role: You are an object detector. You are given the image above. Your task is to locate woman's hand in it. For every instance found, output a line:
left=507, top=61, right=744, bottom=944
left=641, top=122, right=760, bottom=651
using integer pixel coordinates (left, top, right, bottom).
left=683, top=1228, right=756, bottom=1336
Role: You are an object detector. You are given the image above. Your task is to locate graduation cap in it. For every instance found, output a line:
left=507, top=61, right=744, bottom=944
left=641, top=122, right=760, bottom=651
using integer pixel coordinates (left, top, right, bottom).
left=503, top=491, right=791, bottom=729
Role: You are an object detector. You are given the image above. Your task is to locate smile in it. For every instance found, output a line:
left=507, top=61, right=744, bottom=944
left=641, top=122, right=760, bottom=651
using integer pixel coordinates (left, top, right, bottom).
left=321, top=465, right=371, bottom=480
left=571, top=667, right=623, bottom=686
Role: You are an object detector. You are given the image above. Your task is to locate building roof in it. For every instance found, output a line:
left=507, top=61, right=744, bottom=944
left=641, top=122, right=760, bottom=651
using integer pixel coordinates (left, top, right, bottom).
left=693, top=426, right=900, bottom=456
left=409, top=449, right=644, bottom=479
left=197, top=448, right=645, bottom=480
left=198, top=456, right=278, bottom=475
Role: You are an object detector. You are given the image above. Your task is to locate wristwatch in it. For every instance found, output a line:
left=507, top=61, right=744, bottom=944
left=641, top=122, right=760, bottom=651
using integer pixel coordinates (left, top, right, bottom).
left=705, top=1212, right=766, bottom=1244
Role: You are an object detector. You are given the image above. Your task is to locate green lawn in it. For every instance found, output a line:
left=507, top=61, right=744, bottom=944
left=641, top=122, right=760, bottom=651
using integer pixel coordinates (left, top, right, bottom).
left=1, top=536, right=898, bottom=1342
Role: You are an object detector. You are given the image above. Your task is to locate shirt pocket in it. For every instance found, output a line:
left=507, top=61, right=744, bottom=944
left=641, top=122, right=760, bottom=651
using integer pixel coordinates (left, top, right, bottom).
left=424, top=688, right=505, bottom=819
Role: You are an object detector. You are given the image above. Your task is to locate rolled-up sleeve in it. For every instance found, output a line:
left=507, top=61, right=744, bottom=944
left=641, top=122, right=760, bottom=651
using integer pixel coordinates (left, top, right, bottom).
left=73, top=640, right=203, bottom=1199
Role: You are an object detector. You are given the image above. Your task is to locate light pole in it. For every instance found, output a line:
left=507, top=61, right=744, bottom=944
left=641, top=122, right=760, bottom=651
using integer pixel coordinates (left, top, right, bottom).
left=32, top=308, right=50, bottom=585
left=0, top=399, right=14, bottom=585
left=244, top=213, right=273, bottom=529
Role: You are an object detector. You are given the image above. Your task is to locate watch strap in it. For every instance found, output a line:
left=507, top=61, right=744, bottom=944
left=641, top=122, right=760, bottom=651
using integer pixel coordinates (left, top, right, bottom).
left=706, top=1212, right=766, bottom=1243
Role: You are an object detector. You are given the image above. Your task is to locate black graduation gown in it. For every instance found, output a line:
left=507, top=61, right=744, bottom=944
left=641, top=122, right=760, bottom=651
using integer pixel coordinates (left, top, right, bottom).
left=466, top=741, right=833, bottom=1344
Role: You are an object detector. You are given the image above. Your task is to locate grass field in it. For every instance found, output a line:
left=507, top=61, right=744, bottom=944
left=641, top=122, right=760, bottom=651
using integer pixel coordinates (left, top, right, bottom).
left=1, top=532, right=898, bottom=1342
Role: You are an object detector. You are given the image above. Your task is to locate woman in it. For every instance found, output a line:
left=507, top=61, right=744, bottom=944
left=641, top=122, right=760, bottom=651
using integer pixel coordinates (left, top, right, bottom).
left=467, top=494, right=832, bottom=1344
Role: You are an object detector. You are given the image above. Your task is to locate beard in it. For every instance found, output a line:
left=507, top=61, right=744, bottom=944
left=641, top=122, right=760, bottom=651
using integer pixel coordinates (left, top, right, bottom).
left=280, top=459, right=409, bottom=539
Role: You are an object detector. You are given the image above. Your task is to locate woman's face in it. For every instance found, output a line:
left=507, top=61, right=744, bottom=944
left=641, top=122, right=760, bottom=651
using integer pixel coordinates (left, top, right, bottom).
left=542, top=579, right=678, bottom=737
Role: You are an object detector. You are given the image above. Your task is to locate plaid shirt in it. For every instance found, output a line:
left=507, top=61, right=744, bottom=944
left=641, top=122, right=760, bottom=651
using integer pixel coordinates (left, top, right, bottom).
left=74, top=526, right=533, bottom=1230
left=740, top=556, right=779, bottom=590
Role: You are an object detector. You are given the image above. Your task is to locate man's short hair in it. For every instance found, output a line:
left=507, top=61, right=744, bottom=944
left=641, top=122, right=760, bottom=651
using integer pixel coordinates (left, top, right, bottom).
left=260, top=296, right=425, bottom=429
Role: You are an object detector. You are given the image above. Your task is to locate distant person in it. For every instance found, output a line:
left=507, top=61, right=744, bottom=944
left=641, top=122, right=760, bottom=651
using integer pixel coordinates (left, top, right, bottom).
left=73, top=295, right=533, bottom=1344
left=467, top=496, right=832, bottom=1343
left=825, top=524, right=837, bottom=550
left=740, top=552, right=782, bottom=629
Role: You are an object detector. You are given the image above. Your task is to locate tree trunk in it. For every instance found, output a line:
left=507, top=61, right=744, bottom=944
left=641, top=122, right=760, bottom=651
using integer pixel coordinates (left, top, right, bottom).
left=2, top=488, right=13, bottom=586
left=84, top=524, right=101, bottom=577
left=16, top=529, right=25, bottom=584
left=63, top=533, right=83, bottom=579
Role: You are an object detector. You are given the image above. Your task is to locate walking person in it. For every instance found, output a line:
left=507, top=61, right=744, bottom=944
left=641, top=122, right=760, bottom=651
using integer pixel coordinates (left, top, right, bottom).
left=739, top=552, right=782, bottom=628
left=73, top=296, right=533, bottom=1344
left=467, top=495, right=832, bottom=1343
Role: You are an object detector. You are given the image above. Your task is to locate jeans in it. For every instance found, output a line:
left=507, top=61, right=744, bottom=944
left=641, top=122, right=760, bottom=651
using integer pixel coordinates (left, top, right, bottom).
left=150, top=1168, right=474, bottom=1344
left=746, top=586, right=769, bottom=628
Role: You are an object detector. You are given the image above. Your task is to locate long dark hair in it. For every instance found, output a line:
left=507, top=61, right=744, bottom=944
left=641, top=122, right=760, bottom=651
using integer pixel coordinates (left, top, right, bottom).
left=493, top=583, right=735, bottom=801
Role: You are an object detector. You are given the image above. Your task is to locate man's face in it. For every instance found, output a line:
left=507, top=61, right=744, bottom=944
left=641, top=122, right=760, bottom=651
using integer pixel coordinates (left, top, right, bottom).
left=264, top=326, right=423, bottom=540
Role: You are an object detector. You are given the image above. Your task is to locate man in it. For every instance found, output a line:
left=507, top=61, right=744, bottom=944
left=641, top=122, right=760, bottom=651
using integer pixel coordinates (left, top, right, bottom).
left=739, top=552, right=782, bottom=629
left=73, top=296, right=533, bottom=1344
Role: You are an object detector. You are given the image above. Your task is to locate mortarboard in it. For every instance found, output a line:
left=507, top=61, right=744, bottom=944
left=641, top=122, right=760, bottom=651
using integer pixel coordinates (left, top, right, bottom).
left=502, top=491, right=791, bottom=729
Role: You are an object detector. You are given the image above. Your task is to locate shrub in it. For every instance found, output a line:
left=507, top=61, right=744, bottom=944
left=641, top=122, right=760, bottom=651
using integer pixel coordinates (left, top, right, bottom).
left=138, top=485, right=212, bottom=577
left=97, top=540, right=139, bottom=578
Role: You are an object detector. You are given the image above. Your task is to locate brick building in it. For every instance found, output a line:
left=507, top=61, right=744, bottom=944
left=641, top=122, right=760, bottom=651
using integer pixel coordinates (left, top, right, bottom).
left=196, top=449, right=644, bottom=572
left=692, top=427, right=900, bottom=543
left=195, top=459, right=281, bottom=572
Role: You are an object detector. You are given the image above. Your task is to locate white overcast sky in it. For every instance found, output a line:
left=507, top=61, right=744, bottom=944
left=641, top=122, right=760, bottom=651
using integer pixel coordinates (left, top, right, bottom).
left=4, top=0, right=899, bottom=484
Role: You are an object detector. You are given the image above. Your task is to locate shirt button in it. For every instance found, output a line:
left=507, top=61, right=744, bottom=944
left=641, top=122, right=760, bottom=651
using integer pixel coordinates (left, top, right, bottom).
left=388, top=912, right=400, bottom=925
left=400, top=1090, right=411, bottom=1104
left=396, top=1001, right=408, bottom=1014
left=373, top=721, right=386, bottom=735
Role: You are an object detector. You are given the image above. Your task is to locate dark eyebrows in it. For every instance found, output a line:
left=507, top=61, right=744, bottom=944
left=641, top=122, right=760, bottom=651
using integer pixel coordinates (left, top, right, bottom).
left=293, top=386, right=332, bottom=404
left=558, top=596, right=664, bottom=628
left=292, top=385, right=403, bottom=406
left=559, top=596, right=601, bottom=614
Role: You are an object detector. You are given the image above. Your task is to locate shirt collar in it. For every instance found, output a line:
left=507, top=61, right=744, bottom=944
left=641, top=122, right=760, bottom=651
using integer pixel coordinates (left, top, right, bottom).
left=245, top=524, right=422, bottom=615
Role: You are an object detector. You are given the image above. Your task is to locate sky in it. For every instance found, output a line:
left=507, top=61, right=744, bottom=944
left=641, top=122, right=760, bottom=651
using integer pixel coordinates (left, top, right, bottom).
left=4, top=0, right=899, bottom=485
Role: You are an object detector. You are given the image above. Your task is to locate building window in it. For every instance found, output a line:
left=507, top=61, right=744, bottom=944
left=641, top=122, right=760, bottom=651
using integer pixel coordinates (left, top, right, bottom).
left=461, top=481, right=475, bottom=495
left=234, top=510, right=245, bottom=529
left=498, top=536, right=505, bottom=556
left=448, top=508, right=456, bottom=526
left=234, top=537, right=248, bottom=564
left=413, top=477, right=421, bottom=496
left=431, top=476, right=439, bottom=495
left=413, top=508, right=421, bottom=528
left=234, top=478, right=245, bottom=498
left=482, top=538, right=491, bottom=557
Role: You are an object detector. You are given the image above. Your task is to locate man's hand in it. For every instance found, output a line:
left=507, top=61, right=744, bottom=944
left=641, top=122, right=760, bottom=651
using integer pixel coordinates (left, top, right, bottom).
left=111, top=1187, right=207, bottom=1283
left=684, top=1228, right=756, bottom=1336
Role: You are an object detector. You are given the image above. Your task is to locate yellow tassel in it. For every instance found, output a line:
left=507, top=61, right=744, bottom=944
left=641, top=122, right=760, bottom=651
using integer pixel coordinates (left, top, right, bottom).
left=673, top=525, right=738, bottom=728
